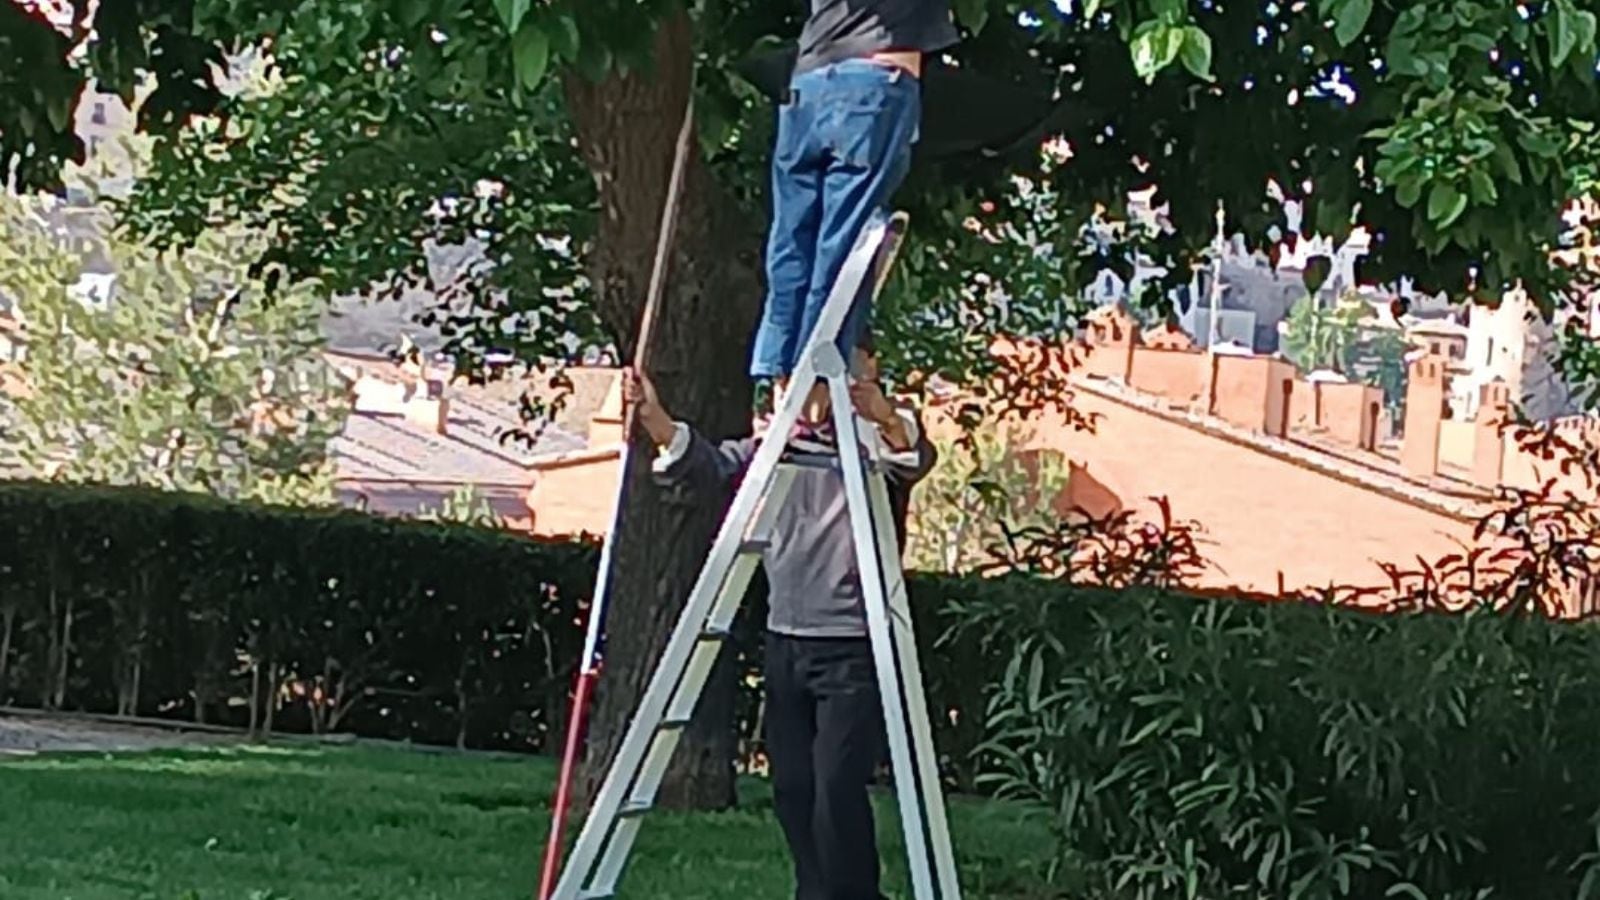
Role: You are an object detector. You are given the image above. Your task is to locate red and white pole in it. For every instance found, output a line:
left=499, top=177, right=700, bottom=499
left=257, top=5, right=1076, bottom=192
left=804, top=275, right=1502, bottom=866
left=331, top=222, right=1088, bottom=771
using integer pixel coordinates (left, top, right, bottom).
left=535, top=86, right=696, bottom=900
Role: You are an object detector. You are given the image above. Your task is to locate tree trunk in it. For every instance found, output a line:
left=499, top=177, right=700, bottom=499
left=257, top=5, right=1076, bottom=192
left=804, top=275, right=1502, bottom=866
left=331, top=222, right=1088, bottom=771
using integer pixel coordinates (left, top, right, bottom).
left=51, top=591, right=73, bottom=710
left=264, top=661, right=280, bottom=736
left=565, top=9, right=763, bottom=811
left=0, top=605, right=14, bottom=695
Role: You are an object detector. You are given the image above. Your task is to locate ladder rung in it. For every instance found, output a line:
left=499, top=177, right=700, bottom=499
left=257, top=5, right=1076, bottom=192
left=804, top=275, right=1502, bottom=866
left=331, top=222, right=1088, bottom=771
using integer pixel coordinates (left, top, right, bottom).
left=700, top=625, right=730, bottom=641
left=578, top=890, right=615, bottom=900
left=781, top=451, right=843, bottom=469
left=738, top=537, right=770, bottom=555
left=780, top=452, right=883, bottom=473
left=660, top=716, right=691, bottom=731
left=618, top=799, right=651, bottom=819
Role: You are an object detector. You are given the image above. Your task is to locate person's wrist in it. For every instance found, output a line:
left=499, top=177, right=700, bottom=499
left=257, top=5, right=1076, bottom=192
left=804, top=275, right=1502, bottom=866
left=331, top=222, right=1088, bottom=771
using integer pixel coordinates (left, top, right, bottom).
left=877, top=415, right=910, bottom=449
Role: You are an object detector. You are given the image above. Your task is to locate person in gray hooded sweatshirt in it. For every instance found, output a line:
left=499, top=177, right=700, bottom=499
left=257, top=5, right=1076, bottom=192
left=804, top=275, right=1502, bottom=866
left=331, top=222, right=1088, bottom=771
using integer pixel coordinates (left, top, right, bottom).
left=622, top=345, right=936, bottom=900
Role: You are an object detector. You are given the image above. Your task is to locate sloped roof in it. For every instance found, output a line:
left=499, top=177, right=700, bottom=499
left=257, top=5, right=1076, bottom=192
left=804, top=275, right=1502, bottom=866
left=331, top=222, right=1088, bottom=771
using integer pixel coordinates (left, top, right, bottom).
left=332, top=413, right=563, bottom=484
left=329, top=351, right=617, bottom=495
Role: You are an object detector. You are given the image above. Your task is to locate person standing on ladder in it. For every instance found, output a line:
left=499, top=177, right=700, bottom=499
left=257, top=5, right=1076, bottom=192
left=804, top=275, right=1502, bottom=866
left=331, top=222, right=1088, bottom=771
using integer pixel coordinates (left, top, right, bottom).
left=622, top=342, right=937, bottom=900
left=749, top=0, right=958, bottom=446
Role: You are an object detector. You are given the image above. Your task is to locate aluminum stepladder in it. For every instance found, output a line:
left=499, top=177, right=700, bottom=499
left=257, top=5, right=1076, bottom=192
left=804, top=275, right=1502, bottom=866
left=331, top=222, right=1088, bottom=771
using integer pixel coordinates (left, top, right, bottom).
left=551, top=211, right=961, bottom=900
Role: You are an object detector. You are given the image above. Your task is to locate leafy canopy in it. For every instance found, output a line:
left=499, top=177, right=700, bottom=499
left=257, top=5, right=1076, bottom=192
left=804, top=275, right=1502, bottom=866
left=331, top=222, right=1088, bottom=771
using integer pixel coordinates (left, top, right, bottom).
left=4, top=0, right=1598, bottom=400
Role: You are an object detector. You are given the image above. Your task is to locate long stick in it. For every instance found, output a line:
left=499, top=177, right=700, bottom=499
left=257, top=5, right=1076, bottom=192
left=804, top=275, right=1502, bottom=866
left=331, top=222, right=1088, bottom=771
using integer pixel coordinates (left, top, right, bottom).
left=537, top=87, right=696, bottom=900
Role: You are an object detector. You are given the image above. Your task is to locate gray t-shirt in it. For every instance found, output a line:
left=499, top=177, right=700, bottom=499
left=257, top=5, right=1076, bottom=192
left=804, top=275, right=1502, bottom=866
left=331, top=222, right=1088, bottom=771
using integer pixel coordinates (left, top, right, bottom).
left=653, top=411, right=936, bottom=638
left=796, top=0, right=961, bottom=75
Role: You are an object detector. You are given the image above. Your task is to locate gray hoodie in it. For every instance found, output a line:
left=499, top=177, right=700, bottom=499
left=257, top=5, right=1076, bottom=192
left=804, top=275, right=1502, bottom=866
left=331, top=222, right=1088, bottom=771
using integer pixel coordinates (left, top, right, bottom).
left=653, top=410, right=936, bottom=638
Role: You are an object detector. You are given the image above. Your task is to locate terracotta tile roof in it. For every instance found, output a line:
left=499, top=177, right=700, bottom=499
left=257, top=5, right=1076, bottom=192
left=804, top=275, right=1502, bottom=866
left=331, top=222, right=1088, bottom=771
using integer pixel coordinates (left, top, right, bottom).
left=1073, top=374, right=1492, bottom=522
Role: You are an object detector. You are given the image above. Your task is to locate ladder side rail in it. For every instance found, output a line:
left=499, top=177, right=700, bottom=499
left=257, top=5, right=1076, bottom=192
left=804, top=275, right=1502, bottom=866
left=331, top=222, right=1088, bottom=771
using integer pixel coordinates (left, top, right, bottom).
left=582, top=468, right=801, bottom=898
left=553, top=444, right=801, bottom=898
left=823, top=360, right=937, bottom=900
left=787, top=212, right=899, bottom=381
left=866, top=473, right=962, bottom=898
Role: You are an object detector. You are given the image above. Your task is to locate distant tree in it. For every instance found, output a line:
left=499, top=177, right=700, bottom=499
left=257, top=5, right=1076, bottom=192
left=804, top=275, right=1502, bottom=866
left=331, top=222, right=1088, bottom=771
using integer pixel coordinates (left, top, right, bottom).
left=907, top=425, right=1069, bottom=575
left=1284, top=293, right=1410, bottom=420
left=0, top=188, right=346, bottom=505
left=1349, top=327, right=1411, bottom=421
left=1282, top=294, right=1363, bottom=374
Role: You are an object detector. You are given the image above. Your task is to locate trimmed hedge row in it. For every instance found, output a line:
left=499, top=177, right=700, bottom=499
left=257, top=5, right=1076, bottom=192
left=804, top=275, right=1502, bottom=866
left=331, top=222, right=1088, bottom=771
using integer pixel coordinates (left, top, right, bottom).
left=0, top=481, right=594, bottom=750
left=0, top=480, right=970, bottom=768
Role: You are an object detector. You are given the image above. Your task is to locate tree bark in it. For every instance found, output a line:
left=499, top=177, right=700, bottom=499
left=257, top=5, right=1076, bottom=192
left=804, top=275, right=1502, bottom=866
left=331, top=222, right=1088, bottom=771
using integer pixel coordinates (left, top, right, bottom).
left=565, top=9, right=763, bottom=811
left=0, top=605, right=14, bottom=695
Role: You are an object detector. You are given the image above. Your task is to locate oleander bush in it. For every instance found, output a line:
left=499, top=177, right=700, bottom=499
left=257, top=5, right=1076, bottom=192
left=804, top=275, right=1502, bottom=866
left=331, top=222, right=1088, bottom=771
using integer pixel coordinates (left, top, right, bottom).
left=949, top=576, right=1600, bottom=898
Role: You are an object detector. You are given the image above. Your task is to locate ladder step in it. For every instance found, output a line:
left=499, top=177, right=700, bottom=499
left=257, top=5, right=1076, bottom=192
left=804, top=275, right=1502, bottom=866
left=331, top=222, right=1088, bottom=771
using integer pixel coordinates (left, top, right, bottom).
left=660, top=715, right=691, bottom=731
left=618, top=799, right=652, bottom=819
left=780, top=452, right=884, bottom=473
left=738, top=537, right=770, bottom=555
left=577, top=890, right=615, bottom=900
left=700, top=625, right=730, bottom=641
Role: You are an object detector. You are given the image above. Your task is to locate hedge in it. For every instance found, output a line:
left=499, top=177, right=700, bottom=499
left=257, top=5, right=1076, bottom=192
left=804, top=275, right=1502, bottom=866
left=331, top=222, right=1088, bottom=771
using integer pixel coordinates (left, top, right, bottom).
left=0, top=480, right=594, bottom=750
left=0, top=480, right=970, bottom=768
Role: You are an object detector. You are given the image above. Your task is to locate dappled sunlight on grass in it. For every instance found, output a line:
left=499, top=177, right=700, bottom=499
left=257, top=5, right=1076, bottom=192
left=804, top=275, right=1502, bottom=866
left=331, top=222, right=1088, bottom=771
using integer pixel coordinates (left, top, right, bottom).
left=0, top=745, right=1055, bottom=899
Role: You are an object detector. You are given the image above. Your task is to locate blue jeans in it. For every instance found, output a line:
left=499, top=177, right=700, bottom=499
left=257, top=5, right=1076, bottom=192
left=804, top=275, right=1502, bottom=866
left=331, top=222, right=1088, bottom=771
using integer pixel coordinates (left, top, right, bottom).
left=749, top=60, right=921, bottom=380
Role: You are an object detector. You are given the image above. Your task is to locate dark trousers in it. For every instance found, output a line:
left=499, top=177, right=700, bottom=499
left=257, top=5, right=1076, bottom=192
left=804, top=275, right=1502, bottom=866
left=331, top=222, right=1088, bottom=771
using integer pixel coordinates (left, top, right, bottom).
left=765, top=632, right=886, bottom=900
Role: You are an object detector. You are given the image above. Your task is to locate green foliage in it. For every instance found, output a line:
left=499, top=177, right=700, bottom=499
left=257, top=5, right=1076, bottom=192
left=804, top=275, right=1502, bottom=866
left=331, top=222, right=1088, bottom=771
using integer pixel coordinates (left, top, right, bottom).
left=5, top=0, right=1588, bottom=425
left=1281, top=295, right=1365, bottom=374
left=0, top=189, right=345, bottom=506
left=906, top=425, right=1069, bottom=574
left=948, top=579, right=1600, bottom=898
left=417, top=483, right=503, bottom=527
left=11, top=0, right=1600, bottom=311
left=0, top=480, right=594, bottom=746
left=1349, top=326, right=1410, bottom=419
left=115, top=12, right=597, bottom=380
left=1281, top=294, right=1409, bottom=417
left=0, top=2, right=80, bottom=190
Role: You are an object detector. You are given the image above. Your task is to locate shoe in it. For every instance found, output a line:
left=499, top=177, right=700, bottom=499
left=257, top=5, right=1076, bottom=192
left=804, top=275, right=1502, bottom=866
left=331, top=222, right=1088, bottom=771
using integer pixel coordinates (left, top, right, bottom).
left=751, top=379, right=777, bottom=420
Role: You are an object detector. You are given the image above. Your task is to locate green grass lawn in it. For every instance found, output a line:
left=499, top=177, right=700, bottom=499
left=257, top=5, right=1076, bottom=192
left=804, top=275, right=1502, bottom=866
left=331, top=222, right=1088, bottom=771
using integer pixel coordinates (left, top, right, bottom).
left=0, top=744, right=1057, bottom=900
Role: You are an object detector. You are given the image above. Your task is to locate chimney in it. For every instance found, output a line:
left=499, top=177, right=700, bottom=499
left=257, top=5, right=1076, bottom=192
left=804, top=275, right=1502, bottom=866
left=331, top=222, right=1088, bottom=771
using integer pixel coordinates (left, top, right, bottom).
left=1084, top=305, right=1137, bottom=381
left=1400, top=355, right=1446, bottom=477
left=1472, top=379, right=1510, bottom=487
left=588, top=374, right=626, bottom=446
left=404, top=378, right=449, bottom=435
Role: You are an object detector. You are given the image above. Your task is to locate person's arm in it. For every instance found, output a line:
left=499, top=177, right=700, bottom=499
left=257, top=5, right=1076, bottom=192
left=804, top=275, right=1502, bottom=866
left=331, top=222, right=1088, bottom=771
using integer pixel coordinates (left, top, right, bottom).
left=652, top=422, right=757, bottom=492
left=624, top=368, right=755, bottom=493
left=850, top=379, right=937, bottom=485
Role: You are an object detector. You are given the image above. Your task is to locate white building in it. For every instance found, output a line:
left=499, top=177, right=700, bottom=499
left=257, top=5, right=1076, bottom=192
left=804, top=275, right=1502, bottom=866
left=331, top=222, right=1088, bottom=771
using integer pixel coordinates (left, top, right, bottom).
left=1457, top=288, right=1575, bottom=421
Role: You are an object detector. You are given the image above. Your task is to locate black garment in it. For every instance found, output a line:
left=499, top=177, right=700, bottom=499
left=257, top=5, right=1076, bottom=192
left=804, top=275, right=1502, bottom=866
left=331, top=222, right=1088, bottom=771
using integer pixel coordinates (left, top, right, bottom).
left=765, top=632, right=886, bottom=900
left=797, top=0, right=961, bottom=74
